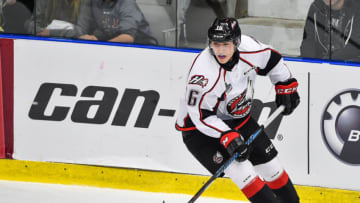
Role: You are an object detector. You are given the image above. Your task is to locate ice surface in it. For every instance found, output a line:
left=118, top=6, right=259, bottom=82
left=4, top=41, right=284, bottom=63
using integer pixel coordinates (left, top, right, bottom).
left=0, top=180, right=249, bottom=203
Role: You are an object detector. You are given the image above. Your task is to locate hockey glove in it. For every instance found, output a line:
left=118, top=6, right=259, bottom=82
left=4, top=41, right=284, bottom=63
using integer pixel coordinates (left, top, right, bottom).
left=275, top=78, right=300, bottom=115
left=220, top=130, right=249, bottom=162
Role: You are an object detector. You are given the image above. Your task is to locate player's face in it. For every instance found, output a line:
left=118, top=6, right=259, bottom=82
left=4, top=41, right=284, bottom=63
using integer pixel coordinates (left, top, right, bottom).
left=210, top=41, right=235, bottom=64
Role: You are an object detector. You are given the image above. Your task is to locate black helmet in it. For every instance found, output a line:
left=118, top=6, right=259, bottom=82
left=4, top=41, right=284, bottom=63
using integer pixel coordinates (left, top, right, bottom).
left=208, top=17, right=241, bottom=43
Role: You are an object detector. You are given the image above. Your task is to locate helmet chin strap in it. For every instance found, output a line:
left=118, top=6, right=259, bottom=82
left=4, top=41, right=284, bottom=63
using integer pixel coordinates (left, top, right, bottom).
left=214, top=49, right=240, bottom=71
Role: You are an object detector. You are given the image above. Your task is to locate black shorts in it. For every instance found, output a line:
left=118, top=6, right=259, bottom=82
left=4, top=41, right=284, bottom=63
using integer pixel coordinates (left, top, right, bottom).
left=182, top=116, right=278, bottom=175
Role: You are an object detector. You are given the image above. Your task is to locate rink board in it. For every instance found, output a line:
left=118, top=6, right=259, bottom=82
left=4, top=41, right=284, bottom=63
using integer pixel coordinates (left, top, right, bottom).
left=6, top=39, right=360, bottom=195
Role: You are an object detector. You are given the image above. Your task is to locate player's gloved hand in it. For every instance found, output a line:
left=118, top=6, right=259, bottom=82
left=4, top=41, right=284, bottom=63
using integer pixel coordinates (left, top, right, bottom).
left=220, top=130, right=249, bottom=162
left=275, top=78, right=300, bottom=115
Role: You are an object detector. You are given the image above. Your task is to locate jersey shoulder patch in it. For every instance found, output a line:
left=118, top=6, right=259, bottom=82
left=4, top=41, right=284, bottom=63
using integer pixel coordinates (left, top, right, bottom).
left=188, top=75, right=209, bottom=88
left=187, top=49, right=220, bottom=89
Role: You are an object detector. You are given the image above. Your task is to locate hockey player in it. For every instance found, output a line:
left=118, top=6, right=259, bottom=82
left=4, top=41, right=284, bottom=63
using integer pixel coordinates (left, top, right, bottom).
left=175, top=17, right=300, bottom=203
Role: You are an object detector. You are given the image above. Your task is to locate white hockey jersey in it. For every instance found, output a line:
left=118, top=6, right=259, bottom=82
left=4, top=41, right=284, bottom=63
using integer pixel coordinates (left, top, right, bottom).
left=175, top=35, right=292, bottom=138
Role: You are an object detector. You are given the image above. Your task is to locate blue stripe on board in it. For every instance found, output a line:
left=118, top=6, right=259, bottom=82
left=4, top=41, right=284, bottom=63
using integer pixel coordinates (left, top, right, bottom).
left=0, top=33, right=201, bottom=53
left=1, top=33, right=359, bottom=66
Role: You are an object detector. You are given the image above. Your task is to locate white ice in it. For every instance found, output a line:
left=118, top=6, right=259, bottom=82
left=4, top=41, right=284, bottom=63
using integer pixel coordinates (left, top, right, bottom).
left=0, top=180, right=249, bottom=203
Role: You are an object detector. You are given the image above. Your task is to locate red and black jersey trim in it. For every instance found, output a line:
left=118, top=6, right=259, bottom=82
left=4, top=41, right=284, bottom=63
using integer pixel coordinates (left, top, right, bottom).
left=205, top=57, right=226, bottom=115
left=260, top=49, right=282, bottom=76
left=240, top=57, right=259, bottom=74
left=176, top=113, right=251, bottom=132
left=240, top=48, right=282, bottom=76
left=213, top=91, right=226, bottom=113
left=188, top=53, right=201, bottom=75
left=198, top=68, right=224, bottom=133
left=200, top=109, right=217, bottom=120
left=223, top=114, right=251, bottom=130
left=175, top=114, right=196, bottom=131
left=175, top=68, right=224, bottom=133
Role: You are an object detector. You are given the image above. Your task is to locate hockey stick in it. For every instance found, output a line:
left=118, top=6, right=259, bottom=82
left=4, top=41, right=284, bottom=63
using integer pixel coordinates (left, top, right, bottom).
left=187, top=105, right=285, bottom=203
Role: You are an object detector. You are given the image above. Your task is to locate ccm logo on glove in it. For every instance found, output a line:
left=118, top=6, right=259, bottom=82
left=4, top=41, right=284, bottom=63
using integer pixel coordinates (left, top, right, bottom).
left=275, top=78, right=300, bottom=115
left=275, top=81, right=298, bottom=95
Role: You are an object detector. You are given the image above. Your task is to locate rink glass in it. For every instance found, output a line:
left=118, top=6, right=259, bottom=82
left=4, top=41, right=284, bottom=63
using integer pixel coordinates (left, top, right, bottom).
left=0, top=0, right=358, bottom=63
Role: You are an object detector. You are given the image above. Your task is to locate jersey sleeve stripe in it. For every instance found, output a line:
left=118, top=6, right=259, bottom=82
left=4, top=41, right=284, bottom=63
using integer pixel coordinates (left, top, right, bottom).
left=198, top=68, right=224, bottom=133
left=239, top=48, right=280, bottom=55
left=257, top=49, right=282, bottom=76
left=175, top=123, right=197, bottom=131
left=175, top=114, right=197, bottom=131
left=240, top=48, right=282, bottom=76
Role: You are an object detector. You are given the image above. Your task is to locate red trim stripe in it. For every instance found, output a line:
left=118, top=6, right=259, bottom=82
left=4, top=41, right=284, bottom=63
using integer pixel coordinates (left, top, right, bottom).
left=241, top=176, right=265, bottom=198
left=188, top=53, right=201, bottom=75
left=213, top=98, right=221, bottom=112
left=198, top=68, right=224, bottom=133
left=239, top=56, right=255, bottom=68
left=183, top=114, right=190, bottom=124
left=176, top=53, right=202, bottom=133
left=265, top=171, right=289, bottom=190
left=234, top=114, right=251, bottom=130
left=175, top=123, right=197, bottom=131
left=240, top=48, right=281, bottom=55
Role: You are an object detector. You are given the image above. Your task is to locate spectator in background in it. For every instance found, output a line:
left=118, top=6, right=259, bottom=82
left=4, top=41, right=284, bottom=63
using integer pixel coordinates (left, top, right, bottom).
left=0, top=0, right=31, bottom=34
left=16, top=0, right=33, bottom=11
left=205, top=0, right=236, bottom=18
left=300, top=0, right=360, bottom=62
left=25, top=0, right=91, bottom=38
left=79, top=0, right=157, bottom=45
left=177, top=0, right=237, bottom=46
left=178, top=0, right=237, bottom=24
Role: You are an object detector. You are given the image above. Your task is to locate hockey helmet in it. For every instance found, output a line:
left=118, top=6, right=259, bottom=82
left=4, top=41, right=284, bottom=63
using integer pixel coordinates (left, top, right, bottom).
left=208, top=17, right=241, bottom=44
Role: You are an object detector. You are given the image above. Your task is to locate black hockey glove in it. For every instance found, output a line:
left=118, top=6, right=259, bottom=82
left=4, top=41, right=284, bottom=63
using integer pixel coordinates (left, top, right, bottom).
left=275, top=78, right=300, bottom=115
left=220, top=130, right=249, bottom=162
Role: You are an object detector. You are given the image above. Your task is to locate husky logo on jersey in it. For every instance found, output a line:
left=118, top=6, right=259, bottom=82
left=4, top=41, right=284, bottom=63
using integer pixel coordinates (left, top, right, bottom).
left=213, top=151, right=224, bottom=164
left=189, top=75, right=208, bottom=88
left=227, top=90, right=252, bottom=118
